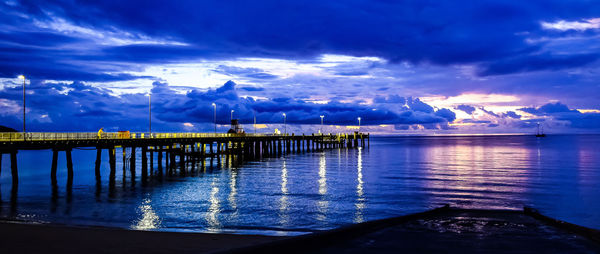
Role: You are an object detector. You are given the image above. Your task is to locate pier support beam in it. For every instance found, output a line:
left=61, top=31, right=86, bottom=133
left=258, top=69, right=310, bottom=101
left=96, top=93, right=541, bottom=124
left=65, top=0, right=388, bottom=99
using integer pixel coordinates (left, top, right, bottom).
left=51, top=149, right=58, bottom=186
left=141, top=146, right=148, bottom=181
left=170, top=146, right=176, bottom=172
left=166, top=146, right=170, bottom=172
left=130, top=147, right=136, bottom=178
left=66, top=148, right=73, bottom=187
left=179, top=146, right=185, bottom=175
left=94, top=148, right=102, bottom=182
left=108, top=147, right=116, bottom=181
left=10, top=151, right=18, bottom=185
left=157, top=148, right=163, bottom=175
left=150, top=148, right=154, bottom=176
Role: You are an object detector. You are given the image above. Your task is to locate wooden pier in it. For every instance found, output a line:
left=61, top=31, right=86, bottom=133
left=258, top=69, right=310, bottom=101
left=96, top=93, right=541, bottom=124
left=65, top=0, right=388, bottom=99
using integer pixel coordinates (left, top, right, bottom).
left=0, top=132, right=369, bottom=187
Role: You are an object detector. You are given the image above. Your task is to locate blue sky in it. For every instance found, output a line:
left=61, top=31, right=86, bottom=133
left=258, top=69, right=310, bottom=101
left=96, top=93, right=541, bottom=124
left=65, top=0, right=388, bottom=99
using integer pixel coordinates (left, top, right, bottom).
left=0, top=0, right=599, bottom=134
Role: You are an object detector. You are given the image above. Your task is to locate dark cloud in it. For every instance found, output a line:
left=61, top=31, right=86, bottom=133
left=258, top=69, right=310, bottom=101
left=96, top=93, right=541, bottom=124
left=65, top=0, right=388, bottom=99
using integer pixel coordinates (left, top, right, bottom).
left=461, top=119, right=492, bottom=124
left=478, top=53, right=600, bottom=76
left=239, top=86, right=265, bottom=92
left=519, top=102, right=579, bottom=115
left=519, top=102, right=599, bottom=129
left=0, top=0, right=598, bottom=82
left=501, top=111, right=522, bottom=119
left=556, top=112, right=600, bottom=129
left=407, top=97, right=433, bottom=113
left=479, top=107, right=499, bottom=117
left=0, top=80, right=456, bottom=131
left=455, top=104, right=476, bottom=115
left=434, top=108, right=456, bottom=122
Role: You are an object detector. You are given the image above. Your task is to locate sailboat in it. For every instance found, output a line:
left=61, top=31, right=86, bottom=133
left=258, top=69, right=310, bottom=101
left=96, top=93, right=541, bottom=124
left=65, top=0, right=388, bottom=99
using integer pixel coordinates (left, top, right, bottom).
left=535, top=123, right=546, bottom=137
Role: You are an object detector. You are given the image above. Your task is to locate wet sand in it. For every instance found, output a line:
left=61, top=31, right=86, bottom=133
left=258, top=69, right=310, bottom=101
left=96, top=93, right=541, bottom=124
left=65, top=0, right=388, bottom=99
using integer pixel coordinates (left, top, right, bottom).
left=2, top=207, right=599, bottom=254
left=0, top=221, right=284, bottom=254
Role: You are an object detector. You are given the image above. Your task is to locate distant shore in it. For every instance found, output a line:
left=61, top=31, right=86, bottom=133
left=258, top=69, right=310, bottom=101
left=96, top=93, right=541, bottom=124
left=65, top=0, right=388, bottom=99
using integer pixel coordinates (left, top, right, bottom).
left=0, top=220, right=284, bottom=254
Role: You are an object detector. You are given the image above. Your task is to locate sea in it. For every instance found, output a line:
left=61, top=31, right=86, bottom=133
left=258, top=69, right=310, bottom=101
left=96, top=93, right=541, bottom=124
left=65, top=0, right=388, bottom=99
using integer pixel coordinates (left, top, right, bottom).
left=0, top=135, right=599, bottom=235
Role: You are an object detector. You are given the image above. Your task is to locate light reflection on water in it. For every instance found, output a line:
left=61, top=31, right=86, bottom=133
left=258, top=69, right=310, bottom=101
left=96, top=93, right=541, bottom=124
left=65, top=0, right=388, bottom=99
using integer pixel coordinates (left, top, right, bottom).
left=354, top=147, right=364, bottom=223
left=0, top=135, right=599, bottom=234
left=131, top=196, right=161, bottom=230
left=279, top=160, right=289, bottom=225
left=206, top=177, right=221, bottom=231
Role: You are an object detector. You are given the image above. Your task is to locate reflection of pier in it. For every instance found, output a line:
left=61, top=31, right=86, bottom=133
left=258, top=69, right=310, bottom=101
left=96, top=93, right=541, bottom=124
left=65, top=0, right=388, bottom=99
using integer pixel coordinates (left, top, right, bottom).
left=0, top=132, right=369, bottom=187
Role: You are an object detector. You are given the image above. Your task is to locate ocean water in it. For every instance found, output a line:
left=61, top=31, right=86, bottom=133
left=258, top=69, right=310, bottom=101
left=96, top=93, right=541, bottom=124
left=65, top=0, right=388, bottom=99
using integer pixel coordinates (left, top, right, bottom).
left=0, top=135, right=599, bottom=235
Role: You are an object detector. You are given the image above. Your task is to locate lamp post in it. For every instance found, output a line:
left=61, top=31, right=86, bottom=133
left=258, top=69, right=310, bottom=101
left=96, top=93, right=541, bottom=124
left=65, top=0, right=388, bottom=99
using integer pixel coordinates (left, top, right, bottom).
left=320, top=115, right=324, bottom=134
left=18, top=75, right=25, bottom=138
left=212, top=103, right=217, bottom=133
left=283, top=113, right=286, bottom=135
left=148, top=93, right=152, bottom=135
left=357, top=117, right=361, bottom=132
left=231, top=110, right=234, bottom=121
left=253, top=111, right=256, bottom=134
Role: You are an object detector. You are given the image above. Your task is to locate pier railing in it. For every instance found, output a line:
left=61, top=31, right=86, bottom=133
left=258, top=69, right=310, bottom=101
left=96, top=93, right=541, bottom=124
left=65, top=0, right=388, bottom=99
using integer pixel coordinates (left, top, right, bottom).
left=0, top=132, right=357, bottom=142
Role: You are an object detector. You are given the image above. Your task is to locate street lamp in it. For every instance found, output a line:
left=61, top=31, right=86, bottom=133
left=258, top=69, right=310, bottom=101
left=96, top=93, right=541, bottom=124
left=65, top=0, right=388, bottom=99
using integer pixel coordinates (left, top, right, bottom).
left=253, top=111, right=256, bottom=134
left=148, top=93, right=152, bottom=135
left=18, top=75, right=26, bottom=137
left=357, top=117, right=361, bottom=132
left=283, top=113, right=286, bottom=135
left=231, top=109, right=234, bottom=121
left=320, top=115, right=324, bottom=134
left=212, top=103, right=217, bottom=133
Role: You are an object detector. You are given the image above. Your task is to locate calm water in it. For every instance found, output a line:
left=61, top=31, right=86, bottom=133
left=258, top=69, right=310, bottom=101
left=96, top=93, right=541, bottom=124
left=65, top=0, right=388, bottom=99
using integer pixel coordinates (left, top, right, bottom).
left=1, top=135, right=599, bottom=235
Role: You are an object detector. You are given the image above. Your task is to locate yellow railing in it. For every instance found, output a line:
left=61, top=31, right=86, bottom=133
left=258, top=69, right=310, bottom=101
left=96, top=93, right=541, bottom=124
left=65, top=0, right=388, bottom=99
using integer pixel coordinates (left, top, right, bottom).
left=0, top=132, right=364, bottom=142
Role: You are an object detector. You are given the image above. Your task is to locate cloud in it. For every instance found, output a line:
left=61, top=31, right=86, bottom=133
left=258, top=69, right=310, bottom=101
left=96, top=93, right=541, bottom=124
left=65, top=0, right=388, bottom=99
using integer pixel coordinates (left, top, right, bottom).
left=519, top=102, right=600, bottom=129
left=461, top=119, right=492, bottom=124
left=455, top=104, right=476, bottom=115
left=478, top=53, right=599, bottom=76
left=541, top=18, right=600, bottom=31
left=213, top=65, right=278, bottom=80
left=479, top=107, right=499, bottom=117
left=0, top=80, right=457, bottom=132
left=501, top=111, right=522, bottom=119
left=406, top=97, right=433, bottom=113
left=373, top=95, right=406, bottom=104
left=519, top=102, right=578, bottom=115
left=434, top=108, right=456, bottom=122
left=0, top=0, right=599, bottom=134
left=3, top=0, right=600, bottom=83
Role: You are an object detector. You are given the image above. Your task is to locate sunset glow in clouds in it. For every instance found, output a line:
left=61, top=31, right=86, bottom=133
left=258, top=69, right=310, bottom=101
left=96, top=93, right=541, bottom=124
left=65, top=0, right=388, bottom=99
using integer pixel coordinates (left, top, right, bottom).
left=0, top=1, right=599, bottom=134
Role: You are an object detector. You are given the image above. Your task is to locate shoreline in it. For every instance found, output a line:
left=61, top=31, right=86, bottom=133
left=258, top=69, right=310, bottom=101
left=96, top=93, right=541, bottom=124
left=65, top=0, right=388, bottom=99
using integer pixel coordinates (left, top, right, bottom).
left=1, top=206, right=599, bottom=254
left=0, top=219, right=285, bottom=254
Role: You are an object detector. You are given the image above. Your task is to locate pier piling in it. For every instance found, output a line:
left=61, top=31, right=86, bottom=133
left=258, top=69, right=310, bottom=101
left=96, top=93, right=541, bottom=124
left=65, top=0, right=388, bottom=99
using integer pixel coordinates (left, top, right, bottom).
left=66, top=148, right=73, bottom=187
left=0, top=132, right=368, bottom=187
left=10, top=151, right=18, bottom=185
left=94, top=148, right=101, bottom=182
left=51, top=149, right=58, bottom=185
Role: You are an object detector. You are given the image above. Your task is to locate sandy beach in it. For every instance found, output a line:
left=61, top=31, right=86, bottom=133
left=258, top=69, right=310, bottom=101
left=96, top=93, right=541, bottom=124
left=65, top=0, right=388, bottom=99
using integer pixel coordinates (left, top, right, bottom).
left=0, top=221, right=284, bottom=254
left=1, top=207, right=599, bottom=254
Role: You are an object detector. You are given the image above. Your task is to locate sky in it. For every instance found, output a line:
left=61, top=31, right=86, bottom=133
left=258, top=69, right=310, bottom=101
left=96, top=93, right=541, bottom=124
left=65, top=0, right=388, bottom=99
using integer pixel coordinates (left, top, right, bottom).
left=0, top=0, right=599, bottom=134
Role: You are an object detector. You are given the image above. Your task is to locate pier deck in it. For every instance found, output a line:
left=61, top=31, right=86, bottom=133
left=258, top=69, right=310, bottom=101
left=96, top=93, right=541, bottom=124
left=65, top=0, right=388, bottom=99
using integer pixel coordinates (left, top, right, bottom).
left=0, top=132, right=369, bottom=186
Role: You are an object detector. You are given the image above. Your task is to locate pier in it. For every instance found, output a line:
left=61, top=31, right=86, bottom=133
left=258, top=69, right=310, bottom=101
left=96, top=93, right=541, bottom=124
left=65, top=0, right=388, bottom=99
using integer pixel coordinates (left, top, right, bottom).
left=0, top=132, right=369, bottom=187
